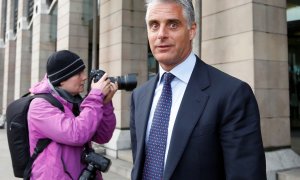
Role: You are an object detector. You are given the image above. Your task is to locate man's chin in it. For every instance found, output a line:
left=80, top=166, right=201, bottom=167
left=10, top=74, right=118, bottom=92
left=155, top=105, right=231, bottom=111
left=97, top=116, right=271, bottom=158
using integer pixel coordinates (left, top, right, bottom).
left=154, top=53, right=173, bottom=62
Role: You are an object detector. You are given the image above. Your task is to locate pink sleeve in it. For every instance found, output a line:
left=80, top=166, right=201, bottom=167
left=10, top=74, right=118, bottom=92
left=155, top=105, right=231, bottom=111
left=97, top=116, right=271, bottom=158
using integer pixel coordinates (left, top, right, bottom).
left=28, top=89, right=106, bottom=146
left=92, top=101, right=116, bottom=144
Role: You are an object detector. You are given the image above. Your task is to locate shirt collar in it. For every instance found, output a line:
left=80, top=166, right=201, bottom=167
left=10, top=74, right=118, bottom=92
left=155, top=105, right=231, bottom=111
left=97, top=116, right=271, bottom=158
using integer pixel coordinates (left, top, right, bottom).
left=158, top=52, right=196, bottom=84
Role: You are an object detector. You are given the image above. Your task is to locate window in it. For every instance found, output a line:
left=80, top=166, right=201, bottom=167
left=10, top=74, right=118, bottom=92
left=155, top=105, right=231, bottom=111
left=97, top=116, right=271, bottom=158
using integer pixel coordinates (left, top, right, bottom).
left=1, top=0, right=7, bottom=42
left=13, top=0, right=18, bottom=34
left=147, top=44, right=158, bottom=79
left=288, top=1, right=300, bottom=129
left=49, top=3, right=57, bottom=43
left=27, top=0, right=34, bottom=22
left=288, top=0, right=300, bottom=154
left=46, top=0, right=53, bottom=7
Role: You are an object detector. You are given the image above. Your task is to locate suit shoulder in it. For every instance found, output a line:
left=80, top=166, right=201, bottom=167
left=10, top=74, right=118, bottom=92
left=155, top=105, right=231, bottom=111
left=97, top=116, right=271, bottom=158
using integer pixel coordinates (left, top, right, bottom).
left=205, top=63, right=245, bottom=86
left=199, top=61, right=252, bottom=94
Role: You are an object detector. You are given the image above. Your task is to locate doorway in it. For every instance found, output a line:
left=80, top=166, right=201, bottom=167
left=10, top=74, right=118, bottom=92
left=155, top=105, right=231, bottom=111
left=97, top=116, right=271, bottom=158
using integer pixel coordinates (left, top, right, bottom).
left=288, top=0, right=300, bottom=154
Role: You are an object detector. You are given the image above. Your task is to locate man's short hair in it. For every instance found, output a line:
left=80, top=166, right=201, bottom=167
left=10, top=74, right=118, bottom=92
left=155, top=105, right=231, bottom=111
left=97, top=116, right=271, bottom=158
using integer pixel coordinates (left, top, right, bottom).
left=145, top=0, right=195, bottom=28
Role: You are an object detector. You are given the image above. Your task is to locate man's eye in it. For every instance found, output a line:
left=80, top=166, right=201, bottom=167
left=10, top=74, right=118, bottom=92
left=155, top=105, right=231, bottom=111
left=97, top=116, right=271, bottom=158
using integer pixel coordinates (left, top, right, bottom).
left=150, top=23, right=159, bottom=30
left=169, top=23, right=178, bottom=29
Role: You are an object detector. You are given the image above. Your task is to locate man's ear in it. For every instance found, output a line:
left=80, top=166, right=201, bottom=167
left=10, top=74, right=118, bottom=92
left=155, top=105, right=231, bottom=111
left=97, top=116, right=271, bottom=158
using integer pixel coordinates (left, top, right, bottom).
left=189, top=22, right=197, bottom=40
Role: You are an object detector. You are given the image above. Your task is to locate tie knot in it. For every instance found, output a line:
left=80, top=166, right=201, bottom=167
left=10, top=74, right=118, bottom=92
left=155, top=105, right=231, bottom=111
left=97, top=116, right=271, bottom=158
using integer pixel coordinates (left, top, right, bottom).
left=163, top=73, right=175, bottom=85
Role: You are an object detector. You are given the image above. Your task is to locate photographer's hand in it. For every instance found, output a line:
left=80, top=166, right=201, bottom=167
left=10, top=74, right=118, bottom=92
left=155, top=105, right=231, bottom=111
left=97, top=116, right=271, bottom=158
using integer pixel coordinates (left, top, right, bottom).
left=91, top=73, right=111, bottom=96
left=103, top=82, right=118, bottom=104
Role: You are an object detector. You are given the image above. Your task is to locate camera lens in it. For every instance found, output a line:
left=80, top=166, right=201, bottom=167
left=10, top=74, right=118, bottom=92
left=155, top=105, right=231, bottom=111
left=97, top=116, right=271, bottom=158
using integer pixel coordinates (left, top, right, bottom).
left=89, top=69, right=137, bottom=91
left=110, top=73, right=137, bottom=91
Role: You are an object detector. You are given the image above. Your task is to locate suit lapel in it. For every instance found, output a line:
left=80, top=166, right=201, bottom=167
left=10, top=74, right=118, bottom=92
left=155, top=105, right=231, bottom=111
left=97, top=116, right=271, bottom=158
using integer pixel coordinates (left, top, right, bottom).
left=164, top=58, right=210, bottom=179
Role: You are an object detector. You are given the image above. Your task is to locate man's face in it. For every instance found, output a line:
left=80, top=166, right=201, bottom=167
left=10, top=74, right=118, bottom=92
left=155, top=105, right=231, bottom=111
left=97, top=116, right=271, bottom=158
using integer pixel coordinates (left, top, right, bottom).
left=60, top=70, right=87, bottom=96
left=146, top=2, right=196, bottom=71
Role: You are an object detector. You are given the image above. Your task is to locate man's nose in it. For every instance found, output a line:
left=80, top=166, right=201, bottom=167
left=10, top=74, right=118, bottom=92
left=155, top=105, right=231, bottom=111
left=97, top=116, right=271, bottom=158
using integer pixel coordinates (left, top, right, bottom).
left=157, top=26, right=167, bottom=39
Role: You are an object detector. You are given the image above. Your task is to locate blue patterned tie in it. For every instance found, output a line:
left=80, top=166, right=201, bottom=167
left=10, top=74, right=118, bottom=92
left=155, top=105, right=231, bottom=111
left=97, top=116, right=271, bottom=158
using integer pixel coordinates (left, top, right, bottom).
left=143, top=73, right=175, bottom=180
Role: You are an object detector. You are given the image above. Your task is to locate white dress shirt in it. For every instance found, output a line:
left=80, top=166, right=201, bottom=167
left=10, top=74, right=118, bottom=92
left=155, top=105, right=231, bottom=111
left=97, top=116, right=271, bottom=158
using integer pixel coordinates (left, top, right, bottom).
left=146, top=52, right=196, bottom=167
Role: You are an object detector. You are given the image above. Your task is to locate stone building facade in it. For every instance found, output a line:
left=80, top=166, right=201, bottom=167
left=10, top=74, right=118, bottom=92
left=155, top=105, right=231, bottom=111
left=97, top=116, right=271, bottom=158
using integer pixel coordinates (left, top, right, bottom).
left=1, top=0, right=300, bottom=179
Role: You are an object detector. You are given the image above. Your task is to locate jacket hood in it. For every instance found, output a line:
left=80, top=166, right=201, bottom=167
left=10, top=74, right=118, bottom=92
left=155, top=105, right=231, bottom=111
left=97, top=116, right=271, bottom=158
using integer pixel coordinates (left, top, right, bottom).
left=29, top=74, right=53, bottom=94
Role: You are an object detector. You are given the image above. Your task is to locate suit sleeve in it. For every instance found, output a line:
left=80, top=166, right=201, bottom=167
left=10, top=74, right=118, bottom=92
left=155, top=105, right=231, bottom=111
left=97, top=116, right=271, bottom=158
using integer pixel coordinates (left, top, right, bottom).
left=130, top=91, right=137, bottom=163
left=220, top=82, right=266, bottom=180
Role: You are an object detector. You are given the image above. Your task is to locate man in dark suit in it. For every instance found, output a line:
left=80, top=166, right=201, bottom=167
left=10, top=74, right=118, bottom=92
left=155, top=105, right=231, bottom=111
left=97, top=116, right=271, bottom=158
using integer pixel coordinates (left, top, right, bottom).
left=130, top=0, right=266, bottom=179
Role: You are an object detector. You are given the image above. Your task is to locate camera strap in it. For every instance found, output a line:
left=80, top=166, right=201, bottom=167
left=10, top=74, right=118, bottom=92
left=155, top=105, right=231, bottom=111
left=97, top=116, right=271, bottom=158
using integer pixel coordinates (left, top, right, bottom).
left=61, top=157, right=74, bottom=180
left=23, top=139, right=51, bottom=180
left=59, top=95, right=81, bottom=180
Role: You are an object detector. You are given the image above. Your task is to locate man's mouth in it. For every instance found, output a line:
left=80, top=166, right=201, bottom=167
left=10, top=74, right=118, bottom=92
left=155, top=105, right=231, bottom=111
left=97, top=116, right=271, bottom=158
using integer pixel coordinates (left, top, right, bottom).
left=156, top=45, right=172, bottom=51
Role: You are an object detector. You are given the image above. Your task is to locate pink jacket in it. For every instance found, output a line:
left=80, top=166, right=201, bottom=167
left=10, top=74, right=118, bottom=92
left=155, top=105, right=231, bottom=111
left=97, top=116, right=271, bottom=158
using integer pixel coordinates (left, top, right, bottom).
left=27, top=76, right=116, bottom=179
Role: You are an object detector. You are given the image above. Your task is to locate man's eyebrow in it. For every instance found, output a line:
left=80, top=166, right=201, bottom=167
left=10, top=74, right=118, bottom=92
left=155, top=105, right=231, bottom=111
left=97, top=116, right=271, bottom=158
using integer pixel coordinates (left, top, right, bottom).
left=147, top=19, right=158, bottom=25
left=167, top=19, right=181, bottom=24
left=147, top=19, right=181, bottom=24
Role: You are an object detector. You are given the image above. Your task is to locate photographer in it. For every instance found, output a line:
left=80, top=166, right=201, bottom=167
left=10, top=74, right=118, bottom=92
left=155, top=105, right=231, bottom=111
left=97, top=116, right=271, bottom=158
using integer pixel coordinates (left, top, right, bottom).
left=27, top=50, right=117, bottom=179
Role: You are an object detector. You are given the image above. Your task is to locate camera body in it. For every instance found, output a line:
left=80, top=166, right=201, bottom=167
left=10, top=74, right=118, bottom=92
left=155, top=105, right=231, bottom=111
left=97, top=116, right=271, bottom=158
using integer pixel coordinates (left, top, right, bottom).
left=79, top=149, right=111, bottom=180
left=90, top=69, right=137, bottom=91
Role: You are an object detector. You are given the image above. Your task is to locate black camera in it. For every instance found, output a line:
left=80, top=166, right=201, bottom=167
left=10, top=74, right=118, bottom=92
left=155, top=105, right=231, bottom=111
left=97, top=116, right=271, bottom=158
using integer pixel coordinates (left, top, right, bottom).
left=90, top=69, right=137, bottom=91
left=79, top=149, right=111, bottom=180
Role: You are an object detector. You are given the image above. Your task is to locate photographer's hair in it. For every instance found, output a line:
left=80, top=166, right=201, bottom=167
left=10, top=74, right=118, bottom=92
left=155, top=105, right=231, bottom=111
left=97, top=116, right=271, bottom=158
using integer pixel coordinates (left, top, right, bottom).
left=145, top=0, right=195, bottom=28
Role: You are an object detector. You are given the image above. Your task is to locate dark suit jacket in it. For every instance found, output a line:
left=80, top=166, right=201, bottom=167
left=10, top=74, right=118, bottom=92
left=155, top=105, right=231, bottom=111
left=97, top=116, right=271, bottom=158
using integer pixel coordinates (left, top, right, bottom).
left=130, top=57, right=266, bottom=180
